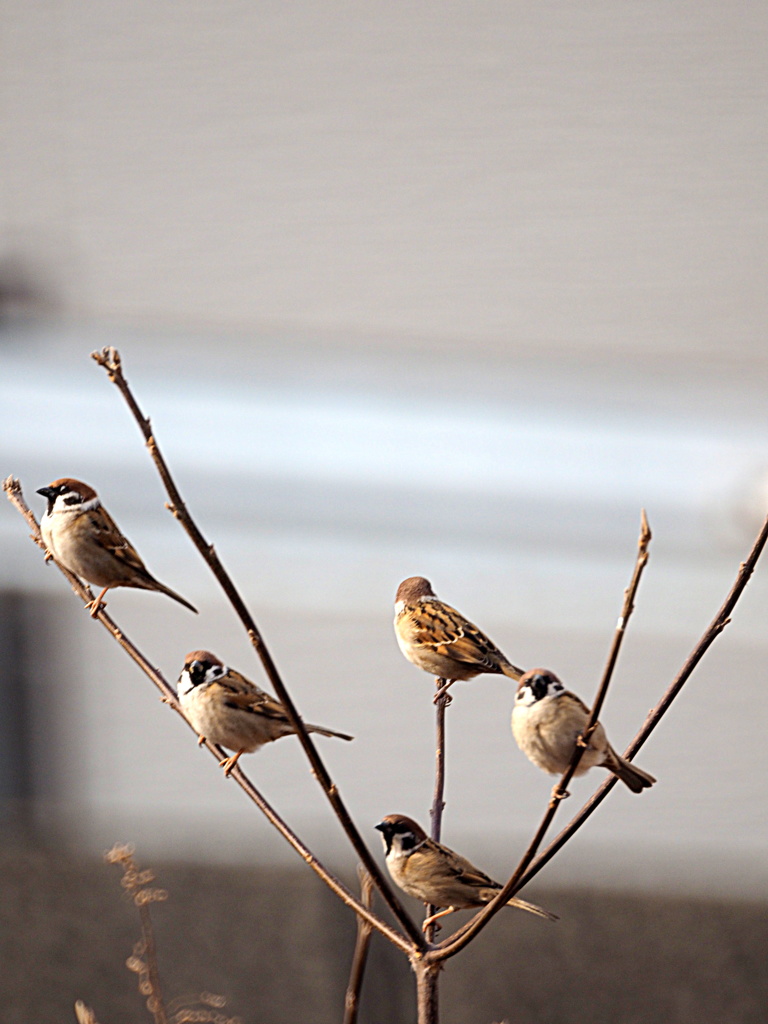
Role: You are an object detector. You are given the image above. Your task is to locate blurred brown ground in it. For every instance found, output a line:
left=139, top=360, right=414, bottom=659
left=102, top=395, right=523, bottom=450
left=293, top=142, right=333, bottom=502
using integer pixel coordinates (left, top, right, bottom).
left=2, top=837, right=766, bottom=1024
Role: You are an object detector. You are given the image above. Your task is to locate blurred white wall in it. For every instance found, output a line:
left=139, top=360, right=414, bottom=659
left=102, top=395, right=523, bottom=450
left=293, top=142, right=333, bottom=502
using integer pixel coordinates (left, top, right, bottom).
left=1, top=2, right=767, bottom=357
left=1, top=2, right=767, bottom=897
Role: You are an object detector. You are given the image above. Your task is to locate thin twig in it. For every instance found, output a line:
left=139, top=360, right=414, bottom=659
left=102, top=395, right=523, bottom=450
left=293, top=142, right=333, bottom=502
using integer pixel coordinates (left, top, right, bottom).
left=429, top=679, right=449, bottom=841
left=343, top=867, right=375, bottom=1024
left=425, top=677, right=450, bottom=942
left=3, top=476, right=414, bottom=958
left=432, top=510, right=768, bottom=962
left=90, top=347, right=425, bottom=953
left=514, top=510, right=768, bottom=892
left=549, top=508, right=652, bottom=804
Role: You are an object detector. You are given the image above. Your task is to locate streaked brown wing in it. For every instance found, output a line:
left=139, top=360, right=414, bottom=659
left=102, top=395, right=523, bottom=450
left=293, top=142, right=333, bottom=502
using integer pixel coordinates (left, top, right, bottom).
left=88, top=505, right=149, bottom=575
left=439, top=627, right=505, bottom=671
left=442, top=847, right=499, bottom=891
left=215, top=671, right=290, bottom=723
left=568, top=691, right=592, bottom=715
left=417, top=602, right=504, bottom=671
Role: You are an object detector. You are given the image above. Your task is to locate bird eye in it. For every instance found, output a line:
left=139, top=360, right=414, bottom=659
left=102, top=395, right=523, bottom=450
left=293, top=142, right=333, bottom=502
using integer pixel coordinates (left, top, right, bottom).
left=189, top=661, right=206, bottom=683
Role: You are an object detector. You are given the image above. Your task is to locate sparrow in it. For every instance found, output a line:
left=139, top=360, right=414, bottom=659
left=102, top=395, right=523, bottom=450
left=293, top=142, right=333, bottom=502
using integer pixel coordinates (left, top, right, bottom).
left=36, top=478, right=197, bottom=617
left=511, top=668, right=656, bottom=793
left=375, top=814, right=556, bottom=931
left=177, top=650, right=354, bottom=774
left=394, top=577, right=525, bottom=695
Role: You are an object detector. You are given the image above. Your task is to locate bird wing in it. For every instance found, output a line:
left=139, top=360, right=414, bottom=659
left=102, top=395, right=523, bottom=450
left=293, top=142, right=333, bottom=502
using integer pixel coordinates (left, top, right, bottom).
left=214, top=671, right=290, bottom=722
left=86, top=505, right=151, bottom=576
left=440, top=845, right=500, bottom=891
left=567, top=691, right=591, bottom=715
left=552, top=691, right=602, bottom=747
left=406, top=600, right=506, bottom=672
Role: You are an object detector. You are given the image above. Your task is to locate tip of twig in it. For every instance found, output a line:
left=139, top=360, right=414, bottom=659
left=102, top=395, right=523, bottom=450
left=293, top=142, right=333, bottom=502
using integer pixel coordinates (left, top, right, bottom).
left=3, top=475, right=20, bottom=496
left=639, top=508, right=652, bottom=544
left=91, top=346, right=122, bottom=375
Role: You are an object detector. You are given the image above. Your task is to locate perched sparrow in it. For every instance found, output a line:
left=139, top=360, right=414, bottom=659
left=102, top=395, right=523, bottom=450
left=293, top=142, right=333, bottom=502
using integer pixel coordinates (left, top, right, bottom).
left=394, top=577, right=525, bottom=694
left=37, top=478, right=197, bottom=617
left=177, top=650, right=354, bottom=774
left=511, top=668, right=656, bottom=793
left=375, top=814, right=556, bottom=931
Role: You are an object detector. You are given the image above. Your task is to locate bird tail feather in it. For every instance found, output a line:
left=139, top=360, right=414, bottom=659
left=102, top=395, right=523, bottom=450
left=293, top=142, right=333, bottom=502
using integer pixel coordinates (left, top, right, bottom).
left=608, top=747, right=656, bottom=793
left=151, top=580, right=199, bottom=614
left=506, top=896, right=558, bottom=922
left=501, top=662, right=525, bottom=682
left=307, top=724, right=354, bottom=742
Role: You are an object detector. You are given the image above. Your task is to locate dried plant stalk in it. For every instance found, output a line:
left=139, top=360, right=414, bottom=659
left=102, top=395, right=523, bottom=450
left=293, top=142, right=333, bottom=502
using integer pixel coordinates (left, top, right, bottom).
left=105, top=844, right=169, bottom=1024
left=74, top=1001, right=102, bottom=1024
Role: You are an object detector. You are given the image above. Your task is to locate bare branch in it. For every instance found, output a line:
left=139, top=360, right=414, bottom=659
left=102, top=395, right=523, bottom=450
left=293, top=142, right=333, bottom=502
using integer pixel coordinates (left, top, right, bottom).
left=431, top=510, right=768, bottom=962
left=429, top=680, right=449, bottom=841
left=3, top=477, right=414, bottom=957
left=90, top=347, right=425, bottom=952
left=549, top=508, right=652, bottom=803
left=343, top=867, right=375, bottom=1024
left=425, top=678, right=450, bottom=943
left=514, top=509, right=768, bottom=892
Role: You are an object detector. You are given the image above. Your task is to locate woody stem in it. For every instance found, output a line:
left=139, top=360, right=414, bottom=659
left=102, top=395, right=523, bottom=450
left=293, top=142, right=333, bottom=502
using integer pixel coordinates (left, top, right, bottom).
left=425, top=676, right=450, bottom=945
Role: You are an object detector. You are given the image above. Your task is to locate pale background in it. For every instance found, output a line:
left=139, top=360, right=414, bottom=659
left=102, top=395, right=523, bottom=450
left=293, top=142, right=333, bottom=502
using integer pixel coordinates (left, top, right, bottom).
left=1, top=1, right=767, bottom=905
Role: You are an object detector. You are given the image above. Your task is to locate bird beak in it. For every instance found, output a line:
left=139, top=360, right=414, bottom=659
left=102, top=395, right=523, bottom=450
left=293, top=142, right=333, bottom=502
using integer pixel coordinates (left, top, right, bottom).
left=374, top=821, right=387, bottom=833
left=36, top=486, right=55, bottom=500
